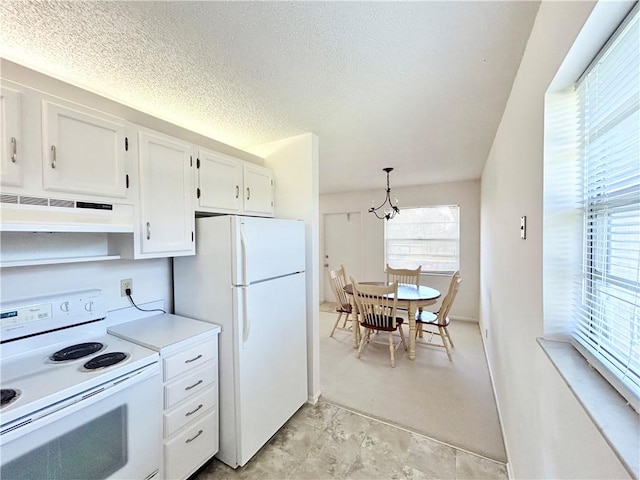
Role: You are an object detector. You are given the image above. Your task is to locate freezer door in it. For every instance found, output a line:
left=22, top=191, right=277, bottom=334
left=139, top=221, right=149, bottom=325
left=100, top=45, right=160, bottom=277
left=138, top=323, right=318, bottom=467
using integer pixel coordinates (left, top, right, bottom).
left=233, top=272, right=307, bottom=467
left=232, top=217, right=305, bottom=286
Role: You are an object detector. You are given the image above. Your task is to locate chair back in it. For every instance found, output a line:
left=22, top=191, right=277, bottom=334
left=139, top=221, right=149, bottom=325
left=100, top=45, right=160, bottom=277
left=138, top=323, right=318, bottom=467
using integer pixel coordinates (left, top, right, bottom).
left=437, top=271, right=461, bottom=325
left=328, top=265, right=351, bottom=310
left=386, top=264, right=421, bottom=288
left=351, top=278, right=399, bottom=330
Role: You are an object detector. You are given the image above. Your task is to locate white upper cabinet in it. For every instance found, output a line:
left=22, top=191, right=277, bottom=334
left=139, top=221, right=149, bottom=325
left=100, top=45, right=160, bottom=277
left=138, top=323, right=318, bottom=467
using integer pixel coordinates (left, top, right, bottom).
left=196, top=148, right=274, bottom=217
left=197, top=149, right=243, bottom=214
left=136, top=128, right=195, bottom=258
left=42, top=101, right=128, bottom=199
left=0, top=86, right=23, bottom=187
left=243, top=163, right=274, bottom=217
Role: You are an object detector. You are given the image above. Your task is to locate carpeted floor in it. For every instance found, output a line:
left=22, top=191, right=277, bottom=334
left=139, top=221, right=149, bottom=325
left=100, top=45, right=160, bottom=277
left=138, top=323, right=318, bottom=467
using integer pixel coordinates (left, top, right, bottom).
left=318, top=305, right=507, bottom=463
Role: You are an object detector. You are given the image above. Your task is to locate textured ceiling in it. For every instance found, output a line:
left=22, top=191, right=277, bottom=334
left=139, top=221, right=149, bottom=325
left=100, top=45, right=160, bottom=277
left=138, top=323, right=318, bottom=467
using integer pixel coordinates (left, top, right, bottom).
left=0, top=1, right=539, bottom=194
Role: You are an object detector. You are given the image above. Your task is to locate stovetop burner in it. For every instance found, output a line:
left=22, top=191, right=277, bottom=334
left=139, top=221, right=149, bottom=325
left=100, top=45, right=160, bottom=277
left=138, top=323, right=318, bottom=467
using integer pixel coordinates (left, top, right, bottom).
left=50, top=342, right=105, bottom=362
left=83, top=352, right=129, bottom=370
left=1, top=388, right=20, bottom=408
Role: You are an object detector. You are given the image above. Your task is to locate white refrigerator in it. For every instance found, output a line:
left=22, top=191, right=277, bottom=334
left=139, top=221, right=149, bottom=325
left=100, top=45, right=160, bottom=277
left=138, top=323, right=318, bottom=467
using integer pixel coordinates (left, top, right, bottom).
left=173, top=215, right=308, bottom=468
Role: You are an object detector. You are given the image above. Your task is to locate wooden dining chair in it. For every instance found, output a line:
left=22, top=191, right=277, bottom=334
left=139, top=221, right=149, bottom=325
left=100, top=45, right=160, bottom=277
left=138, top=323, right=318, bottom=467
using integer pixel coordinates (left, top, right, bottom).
left=350, top=278, right=407, bottom=367
left=327, top=265, right=354, bottom=338
left=415, top=271, right=461, bottom=360
left=386, top=264, right=421, bottom=288
left=386, top=264, right=422, bottom=318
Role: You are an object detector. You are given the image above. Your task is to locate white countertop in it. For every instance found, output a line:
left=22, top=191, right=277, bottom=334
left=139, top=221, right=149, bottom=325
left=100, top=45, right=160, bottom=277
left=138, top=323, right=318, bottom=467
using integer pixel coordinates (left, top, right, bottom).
left=108, top=313, right=221, bottom=353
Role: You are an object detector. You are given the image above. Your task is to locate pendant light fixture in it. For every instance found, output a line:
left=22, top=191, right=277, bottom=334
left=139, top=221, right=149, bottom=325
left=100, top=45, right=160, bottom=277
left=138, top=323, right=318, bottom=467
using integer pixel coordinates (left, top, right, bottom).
left=369, top=167, right=400, bottom=220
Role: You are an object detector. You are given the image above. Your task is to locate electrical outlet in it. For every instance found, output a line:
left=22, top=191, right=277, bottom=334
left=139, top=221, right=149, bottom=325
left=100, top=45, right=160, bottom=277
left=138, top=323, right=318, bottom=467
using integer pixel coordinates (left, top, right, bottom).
left=120, top=278, right=133, bottom=297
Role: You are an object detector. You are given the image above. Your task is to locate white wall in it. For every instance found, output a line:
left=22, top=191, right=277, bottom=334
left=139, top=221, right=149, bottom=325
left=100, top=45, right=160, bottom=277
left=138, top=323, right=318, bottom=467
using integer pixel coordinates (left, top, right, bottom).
left=320, top=179, right=480, bottom=321
left=249, top=133, right=321, bottom=403
left=0, top=258, right=172, bottom=313
left=480, top=1, right=630, bottom=478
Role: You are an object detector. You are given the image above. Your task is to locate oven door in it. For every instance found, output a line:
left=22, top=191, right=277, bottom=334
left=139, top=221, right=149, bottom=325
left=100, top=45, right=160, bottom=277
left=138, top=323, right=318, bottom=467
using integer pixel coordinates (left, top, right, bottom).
left=0, top=364, right=161, bottom=480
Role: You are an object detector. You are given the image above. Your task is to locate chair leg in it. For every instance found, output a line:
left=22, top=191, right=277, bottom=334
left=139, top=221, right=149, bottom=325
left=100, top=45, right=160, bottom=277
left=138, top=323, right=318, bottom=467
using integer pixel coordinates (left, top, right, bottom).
left=398, top=325, right=407, bottom=351
left=439, top=326, right=452, bottom=361
left=330, top=312, right=343, bottom=337
left=342, top=312, right=350, bottom=329
left=443, top=326, right=454, bottom=348
left=357, top=328, right=370, bottom=359
left=389, top=331, right=395, bottom=368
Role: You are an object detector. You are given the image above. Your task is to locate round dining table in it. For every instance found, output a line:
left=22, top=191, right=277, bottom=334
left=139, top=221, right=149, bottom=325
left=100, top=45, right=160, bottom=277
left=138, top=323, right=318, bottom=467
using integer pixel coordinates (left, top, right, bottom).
left=344, top=282, right=441, bottom=360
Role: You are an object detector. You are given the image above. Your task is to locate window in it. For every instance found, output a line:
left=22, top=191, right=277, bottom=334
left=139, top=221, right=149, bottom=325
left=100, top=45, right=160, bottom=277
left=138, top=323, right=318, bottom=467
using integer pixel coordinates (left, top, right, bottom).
left=384, top=205, right=460, bottom=273
left=544, top=4, right=639, bottom=411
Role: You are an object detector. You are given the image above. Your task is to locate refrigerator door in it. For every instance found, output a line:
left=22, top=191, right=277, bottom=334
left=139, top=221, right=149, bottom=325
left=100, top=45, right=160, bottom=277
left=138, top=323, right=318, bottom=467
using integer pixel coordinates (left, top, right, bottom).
left=233, top=272, right=307, bottom=467
left=232, top=217, right=305, bottom=286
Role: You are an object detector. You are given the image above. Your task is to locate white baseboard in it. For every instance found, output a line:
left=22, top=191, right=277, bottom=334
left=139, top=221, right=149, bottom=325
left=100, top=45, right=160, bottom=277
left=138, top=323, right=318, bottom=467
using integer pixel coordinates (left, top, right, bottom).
left=450, top=315, right=478, bottom=323
left=307, top=390, right=321, bottom=405
left=479, top=322, right=513, bottom=478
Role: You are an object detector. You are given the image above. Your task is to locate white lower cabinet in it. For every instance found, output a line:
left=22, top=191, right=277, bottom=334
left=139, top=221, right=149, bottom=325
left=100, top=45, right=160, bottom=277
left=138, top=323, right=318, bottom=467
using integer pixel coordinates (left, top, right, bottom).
left=164, top=409, right=219, bottom=480
left=107, top=314, right=220, bottom=480
left=160, top=338, right=218, bottom=480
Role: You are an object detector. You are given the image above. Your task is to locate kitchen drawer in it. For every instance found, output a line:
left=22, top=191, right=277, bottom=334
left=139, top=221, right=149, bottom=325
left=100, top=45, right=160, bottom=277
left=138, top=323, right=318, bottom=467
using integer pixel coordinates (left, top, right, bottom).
left=164, top=363, right=216, bottom=409
left=164, top=386, right=217, bottom=438
left=164, top=410, right=218, bottom=480
left=163, top=338, right=217, bottom=382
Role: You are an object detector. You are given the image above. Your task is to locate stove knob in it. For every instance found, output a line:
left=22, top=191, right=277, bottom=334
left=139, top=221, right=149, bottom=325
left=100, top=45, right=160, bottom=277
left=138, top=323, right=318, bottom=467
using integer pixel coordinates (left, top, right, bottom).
left=85, top=301, right=94, bottom=312
left=60, top=301, right=71, bottom=312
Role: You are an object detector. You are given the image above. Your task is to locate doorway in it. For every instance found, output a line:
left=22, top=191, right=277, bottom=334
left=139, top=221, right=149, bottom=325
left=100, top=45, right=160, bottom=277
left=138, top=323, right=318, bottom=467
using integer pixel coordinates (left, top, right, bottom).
left=322, top=212, right=361, bottom=302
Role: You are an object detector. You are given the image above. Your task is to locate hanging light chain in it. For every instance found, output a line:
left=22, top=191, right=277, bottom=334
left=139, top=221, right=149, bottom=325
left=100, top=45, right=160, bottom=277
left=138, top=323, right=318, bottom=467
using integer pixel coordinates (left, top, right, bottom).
left=368, top=167, right=400, bottom=220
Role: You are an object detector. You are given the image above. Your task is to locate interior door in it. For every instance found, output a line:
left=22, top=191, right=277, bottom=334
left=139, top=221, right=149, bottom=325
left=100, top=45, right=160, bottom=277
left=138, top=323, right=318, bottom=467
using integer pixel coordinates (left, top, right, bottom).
left=323, top=212, right=361, bottom=302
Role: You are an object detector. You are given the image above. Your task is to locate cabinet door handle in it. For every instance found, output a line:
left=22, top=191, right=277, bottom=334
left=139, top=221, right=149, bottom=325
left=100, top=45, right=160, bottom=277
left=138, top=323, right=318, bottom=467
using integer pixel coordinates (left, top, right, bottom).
left=185, top=354, right=202, bottom=364
left=185, top=379, right=203, bottom=391
left=235, top=185, right=239, bottom=199
left=185, top=429, right=203, bottom=443
left=246, top=187, right=250, bottom=200
left=51, top=145, right=57, bottom=168
left=185, top=404, right=204, bottom=417
left=10, top=137, right=17, bottom=163
left=146, top=222, right=151, bottom=240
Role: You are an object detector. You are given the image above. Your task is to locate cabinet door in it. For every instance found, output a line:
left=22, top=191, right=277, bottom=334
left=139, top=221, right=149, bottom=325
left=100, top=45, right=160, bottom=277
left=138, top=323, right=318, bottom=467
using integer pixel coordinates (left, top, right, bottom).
left=0, top=87, right=22, bottom=187
left=243, top=163, right=274, bottom=217
left=138, top=130, right=194, bottom=256
left=42, top=101, right=128, bottom=199
left=196, top=149, right=242, bottom=214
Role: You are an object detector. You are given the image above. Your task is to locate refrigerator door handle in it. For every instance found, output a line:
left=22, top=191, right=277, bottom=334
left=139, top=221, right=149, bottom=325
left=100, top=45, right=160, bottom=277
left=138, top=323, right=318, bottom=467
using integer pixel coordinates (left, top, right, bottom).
left=242, top=287, right=250, bottom=347
left=239, top=221, right=248, bottom=286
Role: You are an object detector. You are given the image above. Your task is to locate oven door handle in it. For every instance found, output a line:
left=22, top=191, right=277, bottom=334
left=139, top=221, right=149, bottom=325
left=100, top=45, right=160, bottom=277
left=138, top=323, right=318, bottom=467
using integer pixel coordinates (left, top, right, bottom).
left=0, top=362, right=159, bottom=441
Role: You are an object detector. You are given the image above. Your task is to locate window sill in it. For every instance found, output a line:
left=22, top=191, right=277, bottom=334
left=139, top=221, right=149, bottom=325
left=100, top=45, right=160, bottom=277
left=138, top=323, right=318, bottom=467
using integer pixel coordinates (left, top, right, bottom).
left=537, top=338, right=639, bottom=479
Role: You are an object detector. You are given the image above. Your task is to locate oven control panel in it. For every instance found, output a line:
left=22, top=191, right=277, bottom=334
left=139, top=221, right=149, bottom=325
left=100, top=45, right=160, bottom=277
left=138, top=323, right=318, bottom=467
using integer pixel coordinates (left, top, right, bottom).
left=0, top=290, right=106, bottom=342
left=0, top=303, right=53, bottom=326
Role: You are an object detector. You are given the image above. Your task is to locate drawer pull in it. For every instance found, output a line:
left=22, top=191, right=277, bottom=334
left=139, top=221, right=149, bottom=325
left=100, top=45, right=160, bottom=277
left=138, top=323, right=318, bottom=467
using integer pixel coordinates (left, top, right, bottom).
left=185, top=404, right=204, bottom=417
left=185, top=429, right=203, bottom=444
left=185, top=354, right=203, bottom=364
left=185, top=379, right=203, bottom=391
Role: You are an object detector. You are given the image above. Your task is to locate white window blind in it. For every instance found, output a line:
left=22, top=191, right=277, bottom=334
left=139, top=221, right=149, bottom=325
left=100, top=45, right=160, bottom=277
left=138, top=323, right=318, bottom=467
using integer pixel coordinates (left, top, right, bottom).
left=384, top=205, right=460, bottom=273
left=573, top=5, right=640, bottom=408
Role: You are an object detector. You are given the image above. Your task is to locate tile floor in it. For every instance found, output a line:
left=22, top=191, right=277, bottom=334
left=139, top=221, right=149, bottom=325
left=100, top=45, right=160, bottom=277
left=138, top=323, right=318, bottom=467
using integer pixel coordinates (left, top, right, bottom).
left=195, top=401, right=508, bottom=480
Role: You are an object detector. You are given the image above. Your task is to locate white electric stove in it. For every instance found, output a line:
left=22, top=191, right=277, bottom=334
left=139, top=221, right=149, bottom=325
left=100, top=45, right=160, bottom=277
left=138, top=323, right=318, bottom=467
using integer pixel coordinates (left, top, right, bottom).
left=0, top=290, right=162, bottom=480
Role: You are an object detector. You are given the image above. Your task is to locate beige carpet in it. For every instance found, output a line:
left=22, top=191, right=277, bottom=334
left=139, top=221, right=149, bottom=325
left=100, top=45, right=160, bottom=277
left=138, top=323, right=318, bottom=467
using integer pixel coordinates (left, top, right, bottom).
left=318, top=306, right=507, bottom=463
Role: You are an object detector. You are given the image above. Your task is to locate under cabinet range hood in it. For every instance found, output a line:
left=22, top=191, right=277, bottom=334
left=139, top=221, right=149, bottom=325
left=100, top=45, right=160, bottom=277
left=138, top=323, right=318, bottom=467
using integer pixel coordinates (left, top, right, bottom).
left=0, top=194, right=134, bottom=232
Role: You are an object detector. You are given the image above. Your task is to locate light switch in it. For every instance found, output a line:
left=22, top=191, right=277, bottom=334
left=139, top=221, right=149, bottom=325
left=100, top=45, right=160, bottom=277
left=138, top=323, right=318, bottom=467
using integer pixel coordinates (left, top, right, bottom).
left=520, top=216, right=527, bottom=239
